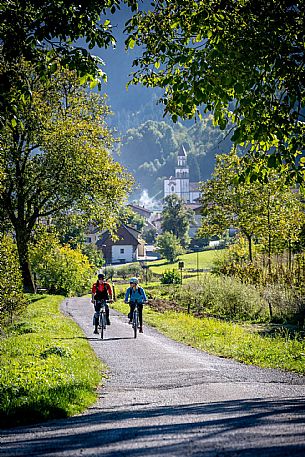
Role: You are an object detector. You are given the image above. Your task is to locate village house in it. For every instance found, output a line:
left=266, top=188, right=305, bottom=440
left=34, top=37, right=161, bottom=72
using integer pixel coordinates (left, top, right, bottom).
left=96, top=224, right=145, bottom=264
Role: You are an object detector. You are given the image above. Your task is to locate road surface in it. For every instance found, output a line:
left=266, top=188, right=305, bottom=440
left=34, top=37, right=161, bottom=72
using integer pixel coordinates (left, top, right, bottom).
left=1, top=296, right=305, bottom=456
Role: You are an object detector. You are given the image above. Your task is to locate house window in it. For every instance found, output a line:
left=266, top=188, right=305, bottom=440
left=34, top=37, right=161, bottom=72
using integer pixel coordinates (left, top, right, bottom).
left=120, top=248, right=124, bottom=254
left=171, top=186, right=175, bottom=192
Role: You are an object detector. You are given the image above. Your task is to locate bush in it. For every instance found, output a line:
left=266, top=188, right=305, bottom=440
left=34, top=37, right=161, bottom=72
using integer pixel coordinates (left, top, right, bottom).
left=183, top=275, right=268, bottom=321
left=0, top=235, right=28, bottom=327
left=116, top=264, right=142, bottom=280
left=30, top=233, right=94, bottom=296
left=160, top=269, right=182, bottom=285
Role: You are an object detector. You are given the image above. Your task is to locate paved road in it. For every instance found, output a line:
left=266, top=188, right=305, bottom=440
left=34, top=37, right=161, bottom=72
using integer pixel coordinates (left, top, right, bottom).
left=1, top=296, right=305, bottom=456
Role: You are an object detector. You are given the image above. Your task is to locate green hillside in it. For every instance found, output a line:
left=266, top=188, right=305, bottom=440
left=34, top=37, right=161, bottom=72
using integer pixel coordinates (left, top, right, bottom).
left=146, top=249, right=222, bottom=275
left=115, top=116, right=233, bottom=199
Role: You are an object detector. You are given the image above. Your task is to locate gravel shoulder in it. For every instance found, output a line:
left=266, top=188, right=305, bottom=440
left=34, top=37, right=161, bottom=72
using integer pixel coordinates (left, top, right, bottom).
left=1, top=296, right=305, bottom=457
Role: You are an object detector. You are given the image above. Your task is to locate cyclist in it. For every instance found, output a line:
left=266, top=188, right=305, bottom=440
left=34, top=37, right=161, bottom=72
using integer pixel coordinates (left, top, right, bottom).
left=124, top=277, right=147, bottom=333
left=91, top=273, right=113, bottom=334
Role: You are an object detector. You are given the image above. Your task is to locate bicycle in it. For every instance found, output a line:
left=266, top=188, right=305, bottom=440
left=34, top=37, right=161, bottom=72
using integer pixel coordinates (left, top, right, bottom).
left=132, top=301, right=140, bottom=339
left=94, top=300, right=108, bottom=339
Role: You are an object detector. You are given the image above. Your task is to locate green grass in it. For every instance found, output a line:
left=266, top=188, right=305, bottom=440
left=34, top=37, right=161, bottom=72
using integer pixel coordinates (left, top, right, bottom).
left=112, top=301, right=305, bottom=375
left=0, top=295, right=106, bottom=428
left=144, top=249, right=223, bottom=275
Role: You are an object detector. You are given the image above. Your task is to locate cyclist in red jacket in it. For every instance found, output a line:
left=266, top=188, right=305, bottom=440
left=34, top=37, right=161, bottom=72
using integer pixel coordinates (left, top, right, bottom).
left=91, top=273, right=113, bottom=333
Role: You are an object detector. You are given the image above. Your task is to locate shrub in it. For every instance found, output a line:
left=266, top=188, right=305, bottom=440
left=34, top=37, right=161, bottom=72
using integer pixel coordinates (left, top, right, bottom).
left=116, top=263, right=142, bottom=280
left=30, top=233, right=94, bottom=296
left=184, top=275, right=268, bottom=321
left=160, top=269, right=182, bottom=285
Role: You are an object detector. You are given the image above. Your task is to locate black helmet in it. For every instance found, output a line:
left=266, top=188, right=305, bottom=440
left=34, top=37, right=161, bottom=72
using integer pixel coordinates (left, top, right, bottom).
left=98, top=273, right=105, bottom=280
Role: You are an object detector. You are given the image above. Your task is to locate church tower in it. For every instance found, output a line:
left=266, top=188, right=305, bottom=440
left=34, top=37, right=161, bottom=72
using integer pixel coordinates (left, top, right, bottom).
left=164, top=145, right=190, bottom=202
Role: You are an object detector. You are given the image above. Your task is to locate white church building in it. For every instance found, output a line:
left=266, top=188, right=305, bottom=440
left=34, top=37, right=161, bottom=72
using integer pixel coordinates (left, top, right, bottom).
left=164, top=145, right=200, bottom=203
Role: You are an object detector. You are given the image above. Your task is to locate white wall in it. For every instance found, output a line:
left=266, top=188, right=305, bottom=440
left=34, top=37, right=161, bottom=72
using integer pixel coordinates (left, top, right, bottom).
left=111, top=245, right=134, bottom=263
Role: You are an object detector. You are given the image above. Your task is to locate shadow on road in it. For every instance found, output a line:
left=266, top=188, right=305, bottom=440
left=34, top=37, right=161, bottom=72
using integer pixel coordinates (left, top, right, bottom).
left=1, top=397, right=305, bottom=456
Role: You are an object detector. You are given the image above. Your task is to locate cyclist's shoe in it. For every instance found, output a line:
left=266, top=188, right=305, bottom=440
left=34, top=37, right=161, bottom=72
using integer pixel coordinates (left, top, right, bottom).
left=106, top=319, right=111, bottom=325
left=128, top=319, right=132, bottom=324
left=94, top=329, right=99, bottom=334
left=139, top=327, right=143, bottom=333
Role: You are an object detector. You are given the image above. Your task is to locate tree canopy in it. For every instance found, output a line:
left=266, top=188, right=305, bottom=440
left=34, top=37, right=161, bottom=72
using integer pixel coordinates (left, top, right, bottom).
left=126, top=1, right=305, bottom=180
left=0, top=60, right=132, bottom=292
left=0, top=0, right=138, bottom=128
left=161, top=194, right=194, bottom=247
left=199, top=151, right=305, bottom=263
left=0, top=0, right=137, bottom=81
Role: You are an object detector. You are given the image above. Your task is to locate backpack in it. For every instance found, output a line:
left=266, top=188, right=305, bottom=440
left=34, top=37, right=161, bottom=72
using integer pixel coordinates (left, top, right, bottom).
left=94, top=281, right=109, bottom=301
left=128, top=286, right=143, bottom=300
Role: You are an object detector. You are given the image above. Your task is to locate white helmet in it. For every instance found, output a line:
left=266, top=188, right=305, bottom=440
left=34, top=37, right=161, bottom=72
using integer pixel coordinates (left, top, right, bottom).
left=129, top=277, right=139, bottom=284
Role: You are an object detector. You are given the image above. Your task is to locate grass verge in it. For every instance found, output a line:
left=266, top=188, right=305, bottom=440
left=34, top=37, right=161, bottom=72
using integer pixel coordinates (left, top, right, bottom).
left=112, top=301, right=305, bottom=375
left=0, top=294, right=106, bottom=428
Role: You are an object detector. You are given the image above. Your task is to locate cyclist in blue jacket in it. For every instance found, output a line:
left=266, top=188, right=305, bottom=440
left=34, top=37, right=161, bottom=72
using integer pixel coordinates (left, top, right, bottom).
left=124, top=277, right=147, bottom=333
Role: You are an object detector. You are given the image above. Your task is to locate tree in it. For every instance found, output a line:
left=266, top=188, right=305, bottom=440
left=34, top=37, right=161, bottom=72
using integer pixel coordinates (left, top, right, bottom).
left=0, top=60, right=132, bottom=292
left=142, top=226, right=158, bottom=244
left=126, top=1, right=305, bottom=180
left=123, top=208, right=146, bottom=232
left=155, top=232, right=184, bottom=263
left=0, top=1, right=138, bottom=118
left=199, top=151, right=305, bottom=264
left=161, top=194, right=194, bottom=247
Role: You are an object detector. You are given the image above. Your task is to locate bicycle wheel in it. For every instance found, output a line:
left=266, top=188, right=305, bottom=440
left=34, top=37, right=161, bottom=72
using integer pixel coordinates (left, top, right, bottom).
left=100, top=312, right=107, bottom=339
left=133, top=311, right=138, bottom=339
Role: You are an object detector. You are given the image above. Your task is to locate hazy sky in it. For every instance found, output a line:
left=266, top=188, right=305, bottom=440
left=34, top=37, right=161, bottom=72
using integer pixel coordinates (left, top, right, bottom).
left=91, top=4, right=154, bottom=114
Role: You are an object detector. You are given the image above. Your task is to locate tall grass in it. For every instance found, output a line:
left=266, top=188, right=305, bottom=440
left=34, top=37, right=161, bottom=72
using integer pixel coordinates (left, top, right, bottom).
left=0, top=295, right=106, bottom=428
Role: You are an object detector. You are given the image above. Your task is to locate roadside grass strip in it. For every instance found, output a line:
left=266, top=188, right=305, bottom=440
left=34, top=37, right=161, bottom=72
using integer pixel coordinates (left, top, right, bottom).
left=113, top=301, right=305, bottom=375
left=0, top=295, right=106, bottom=428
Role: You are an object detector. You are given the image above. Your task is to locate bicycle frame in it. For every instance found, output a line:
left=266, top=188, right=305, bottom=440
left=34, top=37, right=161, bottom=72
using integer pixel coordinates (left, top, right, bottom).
left=95, top=300, right=108, bottom=339
left=132, top=301, right=139, bottom=339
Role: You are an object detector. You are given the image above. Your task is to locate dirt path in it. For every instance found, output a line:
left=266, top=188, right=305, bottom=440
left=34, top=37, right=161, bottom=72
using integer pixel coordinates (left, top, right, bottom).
left=1, top=296, right=305, bottom=456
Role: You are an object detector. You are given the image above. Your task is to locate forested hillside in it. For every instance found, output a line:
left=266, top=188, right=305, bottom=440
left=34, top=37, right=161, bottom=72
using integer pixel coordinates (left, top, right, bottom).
left=114, top=115, right=233, bottom=200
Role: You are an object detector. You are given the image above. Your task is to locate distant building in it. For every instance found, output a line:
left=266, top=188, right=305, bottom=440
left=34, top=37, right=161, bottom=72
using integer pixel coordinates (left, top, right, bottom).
left=96, top=224, right=145, bottom=264
left=127, top=204, right=152, bottom=220
left=163, top=145, right=200, bottom=203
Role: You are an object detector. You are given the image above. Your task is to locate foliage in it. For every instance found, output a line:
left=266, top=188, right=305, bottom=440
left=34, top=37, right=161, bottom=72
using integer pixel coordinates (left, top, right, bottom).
left=161, top=194, right=194, bottom=247
left=0, top=236, right=27, bottom=328
left=0, top=60, right=132, bottom=292
left=160, top=269, right=181, bottom=285
left=30, top=231, right=94, bottom=296
left=81, top=244, right=105, bottom=269
left=199, top=151, right=305, bottom=263
left=0, top=0, right=138, bottom=122
left=115, top=263, right=143, bottom=280
left=185, top=276, right=267, bottom=321
left=142, top=225, right=158, bottom=244
left=127, top=0, right=305, bottom=180
left=0, top=295, right=106, bottom=427
left=123, top=207, right=146, bottom=232
left=155, top=231, right=184, bottom=263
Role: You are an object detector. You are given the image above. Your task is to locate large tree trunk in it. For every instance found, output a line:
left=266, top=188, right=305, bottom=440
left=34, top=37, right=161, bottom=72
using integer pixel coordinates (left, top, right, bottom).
left=15, top=227, right=35, bottom=293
